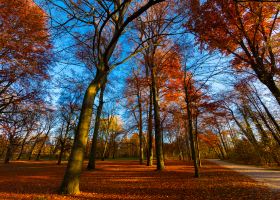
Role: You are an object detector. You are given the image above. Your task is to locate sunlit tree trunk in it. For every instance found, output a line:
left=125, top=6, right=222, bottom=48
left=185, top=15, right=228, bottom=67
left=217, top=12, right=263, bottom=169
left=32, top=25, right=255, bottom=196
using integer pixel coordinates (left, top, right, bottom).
left=60, top=71, right=107, bottom=194
left=102, top=139, right=108, bottom=161
left=28, top=133, right=42, bottom=160
left=87, top=82, right=106, bottom=170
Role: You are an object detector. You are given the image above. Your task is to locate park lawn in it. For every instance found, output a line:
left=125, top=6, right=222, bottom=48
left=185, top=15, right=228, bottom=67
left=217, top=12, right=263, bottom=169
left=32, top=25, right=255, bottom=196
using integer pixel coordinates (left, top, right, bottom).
left=0, top=160, right=278, bottom=200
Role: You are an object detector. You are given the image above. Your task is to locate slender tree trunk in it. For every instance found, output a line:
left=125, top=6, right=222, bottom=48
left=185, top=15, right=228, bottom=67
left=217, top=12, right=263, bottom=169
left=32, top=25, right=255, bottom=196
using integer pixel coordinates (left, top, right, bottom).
left=36, top=127, right=51, bottom=161
left=150, top=67, right=164, bottom=170
left=57, top=143, right=65, bottom=165
left=137, top=90, right=144, bottom=164
left=147, top=88, right=153, bottom=166
left=87, top=82, right=106, bottom=170
left=217, top=127, right=228, bottom=159
left=184, top=120, right=191, bottom=161
left=184, top=75, right=199, bottom=177
left=247, top=93, right=280, bottom=146
left=194, top=116, right=201, bottom=167
left=28, top=134, right=41, bottom=160
left=138, top=107, right=144, bottom=165
left=146, top=64, right=153, bottom=167
left=57, top=123, right=66, bottom=165
left=60, top=71, right=107, bottom=194
left=257, top=95, right=280, bottom=135
left=17, top=131, right=30, bottom=160
left=185, top=101, right=199, bottom=177
left=102, top=140, right=108, bottom=161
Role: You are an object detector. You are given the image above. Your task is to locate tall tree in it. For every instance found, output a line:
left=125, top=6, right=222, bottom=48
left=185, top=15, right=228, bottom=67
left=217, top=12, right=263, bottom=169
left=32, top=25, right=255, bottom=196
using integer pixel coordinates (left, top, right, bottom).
left=0, top=0, right=52, bottom=118
left=46, top=0, right=166, bottom=194
left=185, top=0, right=280, bottom=105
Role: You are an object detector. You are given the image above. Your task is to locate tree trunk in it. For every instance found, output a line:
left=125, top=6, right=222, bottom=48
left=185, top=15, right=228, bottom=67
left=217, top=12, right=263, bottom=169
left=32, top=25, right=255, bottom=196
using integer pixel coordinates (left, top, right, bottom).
left=147, top=87, right=153, bottom=166
left=150, top=67, right=164, bottom=170
left=194, top=115, right=201, bottom=167
left=102, top=140, right=108, bottom=161
left=257, top=73, right=280, bottom=106
left=137, top=90, right=144, bottom=165
left=87, top=82, right=106, bottom=170
left=4, top=140, right=13, bottom=164
left=57, top=143, right=65, bottom=165
left=28, top=134, right=41, bottom=160
left=184, top=120, right=191, bottom=161
left=17, top=131, right=30, bottom=160
left=60, top=71, right=107, bottom=194
left=184, top=76, right=199, bottom=177
left=36, top=127, right=51, bottom=161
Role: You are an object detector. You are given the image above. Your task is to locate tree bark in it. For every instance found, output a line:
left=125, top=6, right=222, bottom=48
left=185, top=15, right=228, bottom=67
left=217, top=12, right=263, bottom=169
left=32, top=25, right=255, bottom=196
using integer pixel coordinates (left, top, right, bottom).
left=60, top=71, right=107, bottom=194
left=150, top=67, right=164, bottom=170
left=36, top=126, right=51, bottom=161
left=194, top=115, right=201, bottom=167
left=17, top=130, right=30, bottom=160
left=87, top=82, right=106, bottom=170
left=137, top=88, right=144, bottom=165
left=147, top=86, right=153, bottom=166
left=184, top=76, right=199, bottom=177
left=4, top=138, right=13, bottom=164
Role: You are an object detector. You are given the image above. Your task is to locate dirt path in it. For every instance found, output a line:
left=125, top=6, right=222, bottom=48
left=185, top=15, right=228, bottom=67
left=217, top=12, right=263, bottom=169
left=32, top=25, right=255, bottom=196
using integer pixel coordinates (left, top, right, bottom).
left=207, top=159, right=280, bottom=192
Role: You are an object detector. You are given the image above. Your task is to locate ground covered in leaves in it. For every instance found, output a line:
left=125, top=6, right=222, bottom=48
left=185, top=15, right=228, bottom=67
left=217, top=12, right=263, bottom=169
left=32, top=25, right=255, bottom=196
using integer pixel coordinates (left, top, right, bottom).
left=0, top=160, right=279, bottom=200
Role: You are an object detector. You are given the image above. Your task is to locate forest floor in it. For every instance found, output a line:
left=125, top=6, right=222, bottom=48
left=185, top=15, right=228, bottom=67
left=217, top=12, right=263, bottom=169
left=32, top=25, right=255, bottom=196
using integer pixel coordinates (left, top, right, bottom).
left=0, top=160, right=279, bottom=200
left=207, top=159, right=280, bottom=191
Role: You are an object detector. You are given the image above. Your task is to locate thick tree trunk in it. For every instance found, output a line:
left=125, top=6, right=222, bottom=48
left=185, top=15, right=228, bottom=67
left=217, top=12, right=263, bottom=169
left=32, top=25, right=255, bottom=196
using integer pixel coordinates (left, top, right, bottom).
left=60, top=71, right=107, bottom=194
left=87, top=82, right=106, bottom=170
left=258, top=74, right=280, bottom=106
left=150, top=67, right=164, bottom=170
left=4, top=141, right=13, bottom=164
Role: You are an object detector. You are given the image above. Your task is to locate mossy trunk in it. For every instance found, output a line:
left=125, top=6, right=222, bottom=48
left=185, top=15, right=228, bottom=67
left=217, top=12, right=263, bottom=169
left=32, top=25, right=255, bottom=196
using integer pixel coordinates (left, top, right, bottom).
left=59, top=71, right=107, bottom=195
left=151, top=67, right=164, bottom=170
left=87, top=82, right=106, bottom=170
